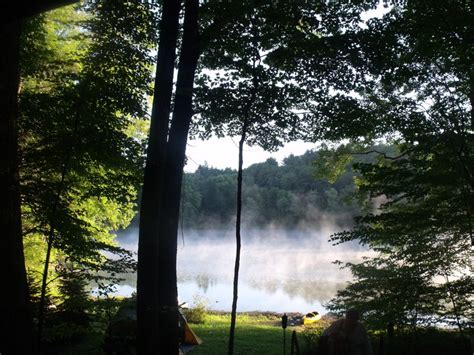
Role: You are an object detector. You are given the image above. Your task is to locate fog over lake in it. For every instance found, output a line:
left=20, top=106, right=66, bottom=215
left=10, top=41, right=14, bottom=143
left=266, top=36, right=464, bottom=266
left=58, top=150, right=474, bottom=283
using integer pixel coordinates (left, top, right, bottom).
left=114, top=223, right=370, bottom=314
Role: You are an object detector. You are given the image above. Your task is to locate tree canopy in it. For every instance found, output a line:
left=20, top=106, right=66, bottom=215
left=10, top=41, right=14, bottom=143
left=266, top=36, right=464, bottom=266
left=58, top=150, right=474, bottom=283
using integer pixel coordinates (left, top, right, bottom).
left=17, top=1, right=157, bottom=345
left=316, top=0, right=474, bottom=334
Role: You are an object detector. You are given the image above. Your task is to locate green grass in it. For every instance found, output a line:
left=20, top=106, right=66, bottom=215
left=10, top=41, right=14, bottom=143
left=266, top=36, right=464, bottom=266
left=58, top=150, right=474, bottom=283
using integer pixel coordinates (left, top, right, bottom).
left=190, top=313, right=303, bottom=355
left=189, top=314, right=473, bottom=355
left=42, top=310, right=472, bottom=355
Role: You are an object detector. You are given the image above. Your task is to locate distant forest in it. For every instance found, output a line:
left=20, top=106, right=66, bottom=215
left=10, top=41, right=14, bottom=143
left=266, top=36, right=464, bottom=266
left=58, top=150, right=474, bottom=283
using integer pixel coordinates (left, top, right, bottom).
left=181, top=150, right=364, bottom=229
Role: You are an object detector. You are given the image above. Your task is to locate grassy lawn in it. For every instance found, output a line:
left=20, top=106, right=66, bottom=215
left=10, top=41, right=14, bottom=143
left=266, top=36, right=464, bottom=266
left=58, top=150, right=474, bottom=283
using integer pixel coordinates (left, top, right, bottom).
left=189, top=313, right=307, bottom=355
left=189, top=314, right=473, bottom=355
left=42, top=310, right=472, bottom=355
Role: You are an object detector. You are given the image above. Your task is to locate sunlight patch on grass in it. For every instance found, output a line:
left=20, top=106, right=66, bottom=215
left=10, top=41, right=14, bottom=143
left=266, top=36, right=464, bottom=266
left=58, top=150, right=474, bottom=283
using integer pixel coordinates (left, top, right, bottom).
left=190, top=313, right=298, bottom=355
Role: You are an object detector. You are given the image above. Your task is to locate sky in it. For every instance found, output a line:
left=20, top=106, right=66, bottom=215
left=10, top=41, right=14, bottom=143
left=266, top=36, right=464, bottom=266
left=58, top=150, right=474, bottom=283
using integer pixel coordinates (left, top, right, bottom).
left=184, top=137, right=316, bottom=172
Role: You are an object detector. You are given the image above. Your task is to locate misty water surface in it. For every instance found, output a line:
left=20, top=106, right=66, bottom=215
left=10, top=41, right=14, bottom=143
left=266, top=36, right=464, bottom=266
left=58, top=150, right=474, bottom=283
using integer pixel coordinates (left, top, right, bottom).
left=114, top=225, right=369, bottom=314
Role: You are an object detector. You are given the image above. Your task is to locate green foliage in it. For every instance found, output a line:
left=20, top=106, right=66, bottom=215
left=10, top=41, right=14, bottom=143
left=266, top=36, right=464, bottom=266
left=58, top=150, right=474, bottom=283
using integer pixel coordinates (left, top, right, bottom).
left=181, top=150, right=361, bottom=228
left=20, top=2, right=157, bottom=282
left=324, top=1, right=474, bottom=333
left=193, top=2, right=313, bottom=150
left=376, top=328, right=472, bottom=355
left=17, top=5, right=158, bottom=343
left=301, top=324, right=325, bottom=352
left=314, top=145, right=354, bottom=184
left=182, top=295, right=208, bottom=324
left=90, top=296, right=123, bottom=332
left=11, top=1, right=473, bottom=351
left=329, top=137, right=474, bottom=330
left=57, top=267, right=91, bottom=325
left=302, top=325, right=471, bottom=355
left=45, top=266, right=92, bottom=343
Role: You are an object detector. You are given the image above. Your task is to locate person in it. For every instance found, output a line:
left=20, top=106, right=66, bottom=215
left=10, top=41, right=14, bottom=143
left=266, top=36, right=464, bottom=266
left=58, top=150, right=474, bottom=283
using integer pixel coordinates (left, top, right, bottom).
left=319, top=310, right=373, bottom=355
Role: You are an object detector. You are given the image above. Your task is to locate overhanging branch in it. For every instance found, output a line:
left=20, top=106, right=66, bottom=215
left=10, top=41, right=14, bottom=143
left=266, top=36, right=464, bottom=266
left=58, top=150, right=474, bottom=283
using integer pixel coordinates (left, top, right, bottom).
left=1, top=0, right=79, bottom=23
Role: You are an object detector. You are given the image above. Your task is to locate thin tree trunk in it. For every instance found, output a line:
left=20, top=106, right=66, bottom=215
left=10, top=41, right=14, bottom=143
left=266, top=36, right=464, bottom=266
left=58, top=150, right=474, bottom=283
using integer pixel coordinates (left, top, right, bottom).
left=36, top=167, right=69, bottom=349
left=470, top=74, right=474, bottom=131
left=228, top=122, right=248, bottom=355
left=35, top=85, right=82, bottom=350
left=467, top=74, right=474, bottom=246
left=37, top=229, right=53, bottom=350
left=137, top=0, right=182, bottom=353
left=227, top=48, right=259, bottom=354
left=459, top=168, right=474, bottom=247
left=443, top=275, right=466, bottom=336
left=0, top=20, right=34, bottom=355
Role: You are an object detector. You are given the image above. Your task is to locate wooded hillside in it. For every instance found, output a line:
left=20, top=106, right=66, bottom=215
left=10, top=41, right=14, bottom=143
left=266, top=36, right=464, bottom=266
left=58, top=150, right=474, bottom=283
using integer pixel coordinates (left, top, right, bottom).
left=181, top=149, right=375, bottom=229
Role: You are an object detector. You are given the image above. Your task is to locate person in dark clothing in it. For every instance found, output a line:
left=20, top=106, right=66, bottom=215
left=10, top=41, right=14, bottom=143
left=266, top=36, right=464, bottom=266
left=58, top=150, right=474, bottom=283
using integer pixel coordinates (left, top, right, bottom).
left=319, top=310, right=373, bottom=355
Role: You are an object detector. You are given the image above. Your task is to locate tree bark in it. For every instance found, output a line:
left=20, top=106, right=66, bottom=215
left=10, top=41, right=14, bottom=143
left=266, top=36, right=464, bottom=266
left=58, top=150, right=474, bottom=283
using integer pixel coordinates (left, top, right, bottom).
left=228, top=122, right=248, bottom=355
left=470, top=73, right=474, bottom=131
left=156, top=0, right=200, bottom=352
left=228, top=51, right=258, bottom=354
left=137, top=0, right=182, bottom=353
left=0, top=20, right=34, bottom=355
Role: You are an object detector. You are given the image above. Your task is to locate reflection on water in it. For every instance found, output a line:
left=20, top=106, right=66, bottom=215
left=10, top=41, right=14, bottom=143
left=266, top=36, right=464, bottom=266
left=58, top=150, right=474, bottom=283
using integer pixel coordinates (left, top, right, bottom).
left=115, top=227, right=370, bottom=314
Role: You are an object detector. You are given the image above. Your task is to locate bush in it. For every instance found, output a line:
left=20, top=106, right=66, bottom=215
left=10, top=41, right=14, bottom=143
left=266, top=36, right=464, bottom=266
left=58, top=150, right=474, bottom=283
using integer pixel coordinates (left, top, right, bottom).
left=369, top=328, right=473, bottom=355
left=182, top=295, right=208, bottom=324
left=301, top=324, right=325, bottom=352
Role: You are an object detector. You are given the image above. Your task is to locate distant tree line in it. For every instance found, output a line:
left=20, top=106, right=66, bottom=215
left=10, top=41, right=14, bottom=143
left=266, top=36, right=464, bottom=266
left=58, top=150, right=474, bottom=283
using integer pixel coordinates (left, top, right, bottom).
left=180, top=149, right=376, bottom=229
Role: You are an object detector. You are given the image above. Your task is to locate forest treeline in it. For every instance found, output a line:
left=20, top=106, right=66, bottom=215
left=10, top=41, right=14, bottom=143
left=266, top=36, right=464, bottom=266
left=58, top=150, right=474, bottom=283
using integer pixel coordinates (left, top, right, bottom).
left=181, top=150, right=369, bottom=229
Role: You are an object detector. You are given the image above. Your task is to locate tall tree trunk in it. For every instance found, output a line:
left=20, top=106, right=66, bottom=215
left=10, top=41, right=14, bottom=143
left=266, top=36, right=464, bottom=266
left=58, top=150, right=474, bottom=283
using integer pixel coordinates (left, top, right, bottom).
left=0, top=4, right=92, bottom=354
left=0, top=20, right=34, bottom=355
left=138, top=0, right=200, bottom=352
left=228, top=122, right=248, bottom=355
left=228, top=51, right=258, bottom=354
left=156, top=0, right=199, bottom=352
left=470, top=73, right=474, bottom=131
left=137, top=0, right=182, bottom=353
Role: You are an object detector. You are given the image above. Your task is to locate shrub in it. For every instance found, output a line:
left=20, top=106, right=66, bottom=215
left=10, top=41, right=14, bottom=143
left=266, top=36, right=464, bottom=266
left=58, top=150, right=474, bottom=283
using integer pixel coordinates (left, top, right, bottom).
left=301, top=324, right=325, bottom=351
left=182, top=295, right=208, bottom=324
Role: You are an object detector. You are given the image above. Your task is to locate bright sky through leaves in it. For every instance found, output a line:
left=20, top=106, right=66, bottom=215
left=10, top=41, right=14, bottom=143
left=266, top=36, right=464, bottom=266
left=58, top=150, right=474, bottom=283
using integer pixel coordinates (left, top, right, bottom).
left=184, top=2, right=389, bottom=172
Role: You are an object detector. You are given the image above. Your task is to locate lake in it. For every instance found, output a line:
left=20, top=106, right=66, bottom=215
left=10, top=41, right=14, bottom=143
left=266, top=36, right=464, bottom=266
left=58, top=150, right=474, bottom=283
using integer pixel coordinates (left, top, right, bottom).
left=113, top=226, right=369, bottom=314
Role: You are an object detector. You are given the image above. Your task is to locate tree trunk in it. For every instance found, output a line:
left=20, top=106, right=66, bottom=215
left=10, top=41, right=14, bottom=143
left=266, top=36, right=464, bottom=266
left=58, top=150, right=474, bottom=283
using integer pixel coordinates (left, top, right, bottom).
left=470, top=74, right=474, bottom=131
left=227, top=51, right=258, bottom=354
left=228, top=122, right=248, bottom=355
left=138, top=0, right=201, bottom=352
left=36, top=89, right=82, bottom=350
left=0, top=3, right=94, bottom=354
left=37, top=227, right=54, bottom=350
left=156, top=0, right=199, bottom=352
left=137, top=0, right=182, bottom=353
left=0, top=20, right=34, bottom=355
